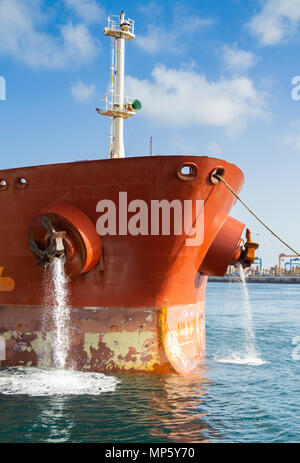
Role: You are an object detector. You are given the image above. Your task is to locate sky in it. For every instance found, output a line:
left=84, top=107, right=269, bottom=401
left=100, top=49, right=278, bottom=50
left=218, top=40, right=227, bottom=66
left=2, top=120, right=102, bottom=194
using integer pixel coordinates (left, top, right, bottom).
left=0, top=0, right=300, bottom=269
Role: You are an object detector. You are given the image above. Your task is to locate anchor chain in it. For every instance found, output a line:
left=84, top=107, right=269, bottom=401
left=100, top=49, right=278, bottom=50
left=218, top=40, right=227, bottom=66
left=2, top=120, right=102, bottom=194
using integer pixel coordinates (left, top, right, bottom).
left=213, top=173, right=300, bottom=257
left=29, top=216, right=66, bottom=267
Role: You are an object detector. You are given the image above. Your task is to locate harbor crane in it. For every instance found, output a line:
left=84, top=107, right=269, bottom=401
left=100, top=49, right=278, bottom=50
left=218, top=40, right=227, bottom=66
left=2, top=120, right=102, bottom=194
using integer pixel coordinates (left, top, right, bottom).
left=254, top=257, right=262, bottom=273
left=278, top=254, right=299, bottom=273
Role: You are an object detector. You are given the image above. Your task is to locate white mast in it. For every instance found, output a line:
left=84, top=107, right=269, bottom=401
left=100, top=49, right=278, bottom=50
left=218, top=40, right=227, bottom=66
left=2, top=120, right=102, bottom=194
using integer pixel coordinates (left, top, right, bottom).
left=97, top=11, right=141, bottom=159
left=114, top=20, right=125, bottom=158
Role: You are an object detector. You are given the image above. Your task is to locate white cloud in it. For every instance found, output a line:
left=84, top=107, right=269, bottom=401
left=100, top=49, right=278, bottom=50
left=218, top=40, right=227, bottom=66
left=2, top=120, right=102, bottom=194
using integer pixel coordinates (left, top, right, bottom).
left=138, top=2, right=163, bottom=16
left=0, top=0, right=100, bottom=69
left=135, top=15, right=215, bottom=54
left=180, top=16, right=215, bottom=32
left=126, top=65, right=268, bottom=137
left=135, top=27, right=162, bottom=54
left=248, top=0, right=300, bottom=45
left=280, top=120, right=300, bottom=151
left=221, top=44, right=258, bottom=72
left=71, top=80, right=95, bottom=102
left=64, top=0, right=104, bottom=24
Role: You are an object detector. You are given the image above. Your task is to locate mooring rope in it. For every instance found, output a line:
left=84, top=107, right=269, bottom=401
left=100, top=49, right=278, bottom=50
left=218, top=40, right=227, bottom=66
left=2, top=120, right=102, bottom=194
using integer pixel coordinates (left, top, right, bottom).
left=214, top=173, right=300, bottom=257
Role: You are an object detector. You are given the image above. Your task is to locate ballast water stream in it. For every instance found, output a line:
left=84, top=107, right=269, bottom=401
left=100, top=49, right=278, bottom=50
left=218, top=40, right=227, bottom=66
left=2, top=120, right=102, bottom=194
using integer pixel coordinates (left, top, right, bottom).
left=0, top=259, right=119, bottom=396
left=44, top=258, right=71, bottom=370
left=216, top=264, right=266, bottom=366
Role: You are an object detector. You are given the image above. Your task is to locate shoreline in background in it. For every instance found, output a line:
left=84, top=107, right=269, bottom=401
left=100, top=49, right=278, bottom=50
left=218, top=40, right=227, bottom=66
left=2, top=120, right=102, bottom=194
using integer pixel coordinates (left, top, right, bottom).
left=209, top=276, right=300, bottom=284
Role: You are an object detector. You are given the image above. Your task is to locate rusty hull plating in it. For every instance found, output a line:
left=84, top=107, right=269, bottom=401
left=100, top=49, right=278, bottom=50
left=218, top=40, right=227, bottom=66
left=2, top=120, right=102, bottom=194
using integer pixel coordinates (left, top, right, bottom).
left=0, top=155, right=251, bottom=374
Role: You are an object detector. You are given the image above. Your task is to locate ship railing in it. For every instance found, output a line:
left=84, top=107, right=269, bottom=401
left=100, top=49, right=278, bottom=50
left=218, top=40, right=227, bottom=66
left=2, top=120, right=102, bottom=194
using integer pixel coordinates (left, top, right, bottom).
left=105, top=16, right=135, bottom=35
left=97, top=94, right=137, bottom=119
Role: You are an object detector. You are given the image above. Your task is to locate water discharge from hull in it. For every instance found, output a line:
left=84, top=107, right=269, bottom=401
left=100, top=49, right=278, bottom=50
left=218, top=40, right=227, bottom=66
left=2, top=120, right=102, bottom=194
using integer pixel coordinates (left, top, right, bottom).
left=216, top=264, right=266, bottom=366
left=51, top=259, right=71, bottom=369
left=237, top=263, right=259, bottom=359
left=0, top=260, right=120, bottom=398
left=42, top=259, right=71, bottom=369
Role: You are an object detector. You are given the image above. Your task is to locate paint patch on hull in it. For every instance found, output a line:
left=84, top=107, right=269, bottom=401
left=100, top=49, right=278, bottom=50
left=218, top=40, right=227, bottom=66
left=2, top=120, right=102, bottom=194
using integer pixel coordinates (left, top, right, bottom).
left=0, top=302, right=206, bottom=373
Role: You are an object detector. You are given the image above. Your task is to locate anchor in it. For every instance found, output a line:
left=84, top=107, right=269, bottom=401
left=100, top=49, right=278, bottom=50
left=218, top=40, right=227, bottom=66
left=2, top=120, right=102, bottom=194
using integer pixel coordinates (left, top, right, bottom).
left=29, top=216, right=66, bottom=267
left=237, top=229, right=259, bottom=269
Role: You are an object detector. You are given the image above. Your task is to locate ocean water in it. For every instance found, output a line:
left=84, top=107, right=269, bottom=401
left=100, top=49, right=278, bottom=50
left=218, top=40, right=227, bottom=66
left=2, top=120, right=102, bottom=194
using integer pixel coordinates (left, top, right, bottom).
left=1, top=282, right=300, bottom=443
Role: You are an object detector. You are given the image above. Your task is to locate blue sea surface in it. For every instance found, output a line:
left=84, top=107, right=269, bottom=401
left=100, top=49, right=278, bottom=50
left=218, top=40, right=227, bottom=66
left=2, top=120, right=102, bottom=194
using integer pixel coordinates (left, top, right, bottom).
left=0, top=282, right=300, bottom=443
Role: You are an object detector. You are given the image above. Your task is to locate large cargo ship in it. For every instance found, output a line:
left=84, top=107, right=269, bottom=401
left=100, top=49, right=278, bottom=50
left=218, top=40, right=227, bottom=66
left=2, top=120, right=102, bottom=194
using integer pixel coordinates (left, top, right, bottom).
left=0, top=11, right=258, bottom=374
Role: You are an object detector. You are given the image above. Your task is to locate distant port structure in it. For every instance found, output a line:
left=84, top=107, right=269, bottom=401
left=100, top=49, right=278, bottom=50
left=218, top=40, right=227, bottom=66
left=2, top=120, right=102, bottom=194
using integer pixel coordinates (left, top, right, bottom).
left=278, top=254, right=300, bottom=274
left=209, top=253, right=300, bottom=283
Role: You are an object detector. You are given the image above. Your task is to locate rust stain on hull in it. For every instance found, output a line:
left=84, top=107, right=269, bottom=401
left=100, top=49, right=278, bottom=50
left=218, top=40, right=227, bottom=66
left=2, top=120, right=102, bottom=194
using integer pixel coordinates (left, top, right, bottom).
left=0, top=300, right=206, bottom=373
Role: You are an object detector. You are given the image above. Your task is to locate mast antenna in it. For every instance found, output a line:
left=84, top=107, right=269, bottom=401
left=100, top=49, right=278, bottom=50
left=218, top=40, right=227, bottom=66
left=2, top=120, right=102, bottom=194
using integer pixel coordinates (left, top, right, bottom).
left=96, top=11, right=142, bottom=159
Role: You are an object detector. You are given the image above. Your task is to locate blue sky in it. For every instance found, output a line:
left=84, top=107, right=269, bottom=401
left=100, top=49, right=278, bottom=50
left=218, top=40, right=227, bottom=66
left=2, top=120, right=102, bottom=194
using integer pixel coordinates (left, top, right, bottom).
left=0, top=0, right=300, bottom=268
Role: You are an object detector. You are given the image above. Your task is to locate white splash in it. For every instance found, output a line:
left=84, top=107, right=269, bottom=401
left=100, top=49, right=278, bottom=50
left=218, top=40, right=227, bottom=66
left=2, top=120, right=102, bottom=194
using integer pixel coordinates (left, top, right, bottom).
left=216, top=352, right=267, bottom=366
left=0, top=367, right=120, bottom=396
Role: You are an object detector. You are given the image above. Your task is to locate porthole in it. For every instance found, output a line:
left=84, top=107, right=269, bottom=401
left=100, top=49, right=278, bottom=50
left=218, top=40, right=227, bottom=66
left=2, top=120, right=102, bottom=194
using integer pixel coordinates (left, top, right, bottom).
left=15, top=177, right=29, bottom=189
left=0, top=179, right=9, bottom=191
left=176, top=162, right=198, bottom=182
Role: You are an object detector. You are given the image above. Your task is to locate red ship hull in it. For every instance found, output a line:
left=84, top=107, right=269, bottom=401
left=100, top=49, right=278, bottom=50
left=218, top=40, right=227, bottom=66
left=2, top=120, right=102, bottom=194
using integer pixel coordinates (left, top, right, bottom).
left=0, top=155, right=245, bottom=373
